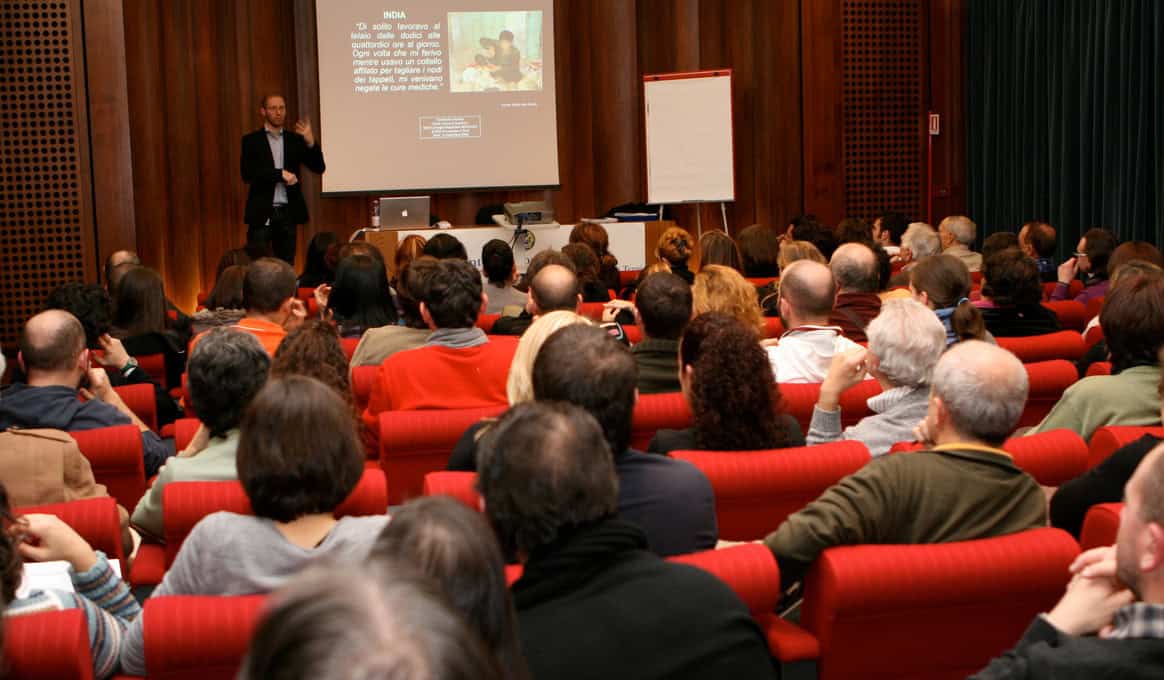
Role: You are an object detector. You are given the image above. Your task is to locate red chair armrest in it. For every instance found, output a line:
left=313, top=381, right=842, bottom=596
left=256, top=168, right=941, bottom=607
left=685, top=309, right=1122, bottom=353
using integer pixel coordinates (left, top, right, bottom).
left=760, top=613, right=821, bottom=662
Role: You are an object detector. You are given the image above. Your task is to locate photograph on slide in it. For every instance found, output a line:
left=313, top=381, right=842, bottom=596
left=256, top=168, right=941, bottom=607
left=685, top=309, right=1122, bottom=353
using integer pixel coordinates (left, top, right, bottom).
left=448, top=10, right=544, bottom=93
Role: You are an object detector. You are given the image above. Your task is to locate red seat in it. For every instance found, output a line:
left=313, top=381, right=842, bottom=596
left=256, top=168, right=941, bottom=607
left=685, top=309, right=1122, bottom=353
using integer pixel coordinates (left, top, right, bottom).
left=629, top=392, right=691, bottom=451
left=131, top=352, right=170, bottom=390
left=296, top=287, right=314, bottom=302
left=1041, top=280, right=1084, bottom=301
left=476, top=313, right=501, bottom=333
left=422, top=471, right=480, bottom=509
left=68, top=424, right=146, bottom=510
left=746, top=276, right=778, bottom=287
left=130, top=471, right=387, bottom=585
left=1039, top=301, right=1088, bottom=332
left=1083, top=324, right=1105, bottom=348
left=578, top=302, right=607, bottom=321
left=622, top=324, right=643, bottom=344
left=779, top=380, right=883, bottom=434
left=1018, top=360, right=1078, bottom=428
left=1080, top=502, right=1122, bottom=551
left=141, top=595, right=265, bottom=680
left=764, top=317, right=785, bottom=339
left=172, top=417, right=201, bottom=453
left=339, top=336, right=359, bottom=361
left=1003, top=429, right=1087, bottom=487
left=996, top=331, right=1086, bottom=362
left=970, top=270, right=983, bottom=284
left=768, top=528, right=1080, bottom=677
left=379, top=407, right=506, bottom=506
left=1084, top=296, right=1104, bottom=320
left=3, top=609, right=94, bottom=680
left=1085, top=361, right=1112, bottom=377
left=619, top=269, right=639, bottom=289
left=671, top=442, right=871, bottom=541
left=17, top=496, right=126, bottom=564
left=350, top=364, right=378, bottom=415
left=1087, top=425, right=1164, bottom=469
left=112, top=382, right=158, bottom=431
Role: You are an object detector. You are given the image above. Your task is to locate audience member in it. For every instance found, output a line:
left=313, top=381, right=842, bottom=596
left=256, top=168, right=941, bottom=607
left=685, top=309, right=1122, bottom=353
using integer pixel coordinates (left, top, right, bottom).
left=297, top=231, right=338, bottom=288
left=569, top=223, right=620, bottom=293
left=872, top=212, right=909, bottom=256
left=895, top=222, right=941, bottom=276
left=360, top=259, right=516, bottom=443
left=271, top=320, right=351, bottom=410
left=939, top=215, right=983, bottom=271
left=192, top=264, right=248, bottom=333
left=1051, top=227, right=1117, bottom=303
left=491, top=253, right=581, bottom=336
left=655, top=226, right=695, bottom=284
left=807, top=299, right=946, bottom=456
left=828, top=242, right=883, bottom=342
left=649, top=313, right=802, bottom=454
left=105, top=262, right=138, bottom=299
left=974, top=443, right=1164, bottom=678
left=0, top=311, right=170, bottom=476
left=219, top=257, right=306, bottom=355
left=765, top=340, right=1045, bottom=587
left=767, top=260, right=862, bottom=383
left=1078, top=256, right=1164, bottom=366
left=736, top=224, right=781, bottom=277
left=562, top=243, right=611, bottom=302
left=371, top=497, right=530, bottom=680
left=530, top=324, right=716, bottom=556
left=240, top=566, right=502, bottom=680
left=1018, top=221, right=1058, bottom=282
left=103, top=250, right=140, bottom=290
left=1108, top=241, right=1164, bottom=278
left=319, top=254, right=398, bottom=338
left=776, top=239, right=826, bottom=271
left=392, top=234, right=428, bottom=288
left=110, top=265, right=190, bottom=388
left=631, top=272, right=691, bottom=394
left=1029, top=274, right=1164, bottom=439
left=692, top=265, right=765, bottom=336
left=2, top=484, right=139, bottom=679
left=477, top=402, right=777, bottom=680
left=835, top=217, right=873, bottom=245
left=982, top=231, right=1020, bottom=261
left=120, top=376, right=386, bottom=675
left=349, top=257, right=436, bottom=367
left=909, top=254, right=989, bottom=344
left=1050, top=353, right=1164, bottom=538
left=978, top=248, right=1061, bottom=337
left=423, top=233, right=469, bottom=260
left=698, top=230, right=744, bottom=273
left=481, top=239, right=527, bottom=314
left=785, top=215, right=838, bottom=259
left=131, top=328, right=269, bottom=539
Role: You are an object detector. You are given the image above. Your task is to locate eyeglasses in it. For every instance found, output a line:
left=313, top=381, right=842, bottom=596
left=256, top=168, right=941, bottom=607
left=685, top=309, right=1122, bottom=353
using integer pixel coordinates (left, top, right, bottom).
left=1073, top=252, right=1089, bottom=258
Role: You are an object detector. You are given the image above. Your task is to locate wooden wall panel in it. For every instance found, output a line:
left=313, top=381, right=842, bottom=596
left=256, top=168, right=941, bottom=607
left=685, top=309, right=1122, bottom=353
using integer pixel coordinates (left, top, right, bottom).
left=928, top=0, right=968, bottom=223
left=801, top=0, right=846, bottom=226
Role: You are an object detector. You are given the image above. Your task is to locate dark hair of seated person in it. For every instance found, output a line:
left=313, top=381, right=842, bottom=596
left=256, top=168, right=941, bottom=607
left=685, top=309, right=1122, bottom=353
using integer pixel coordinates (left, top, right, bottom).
left=236, top=376, right=364, bottom=522
left=698, top=231, right=744, bottom=273
left=243, top=258, right=297, bottom=314
left=476, top=401, right=618, bottom=559
left=111, top=266, right=171, bottom=337
left=422, top=233, right=469, bottom=261
left=981, top=232, right=1020, bottom=261
left=482, top=239, right=516, bottom=287
left=271, top=320, right=353, bottom=411
left=635, top=272, right=692, bottom=341
left=0, top=483, right=24, bottom=604
left=1081, top=227, right=1118, bottom=280
left=188, top=327, right=270, bottom=438
left=834, top=218, right=872, bottom=245
left=43, top=282, right=112, bottom=349
left=325, top=254, right=398, bottom=334
left=396, top=257, right=438, bottom=330
left=206, top=265, right=247, bottom=310
left=681, top=312, right=789, bottom=450
left=239, top=565, right=502, bottom=680
left=299, top=231, right=338, bottom=288
left=909, top=254, right=985, bottom=342
left=531, top=324, right=636, bottom=454
left=1099, top=271, right=1164, bottom=374
left=1108, top=241, right=1164, bottom=277
left=418, top=258, right=484, bottom=329
left=736, top=224, right=781, bottom=278
left=980, top=248, right=1043, bottom=307
left=371, top=496, right=530, bottom=680
left=561, top=243, right=609, bottom=302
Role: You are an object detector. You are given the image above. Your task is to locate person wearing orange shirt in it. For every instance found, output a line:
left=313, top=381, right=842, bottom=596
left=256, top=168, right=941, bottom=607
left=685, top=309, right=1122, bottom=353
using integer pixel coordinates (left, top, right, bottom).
left=192, top=258, right=305, bottom=356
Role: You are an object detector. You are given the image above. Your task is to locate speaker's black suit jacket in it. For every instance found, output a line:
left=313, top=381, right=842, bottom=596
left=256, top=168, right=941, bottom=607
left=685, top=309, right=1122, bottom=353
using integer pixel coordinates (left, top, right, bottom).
left=240, top=128, right=325, bottom=227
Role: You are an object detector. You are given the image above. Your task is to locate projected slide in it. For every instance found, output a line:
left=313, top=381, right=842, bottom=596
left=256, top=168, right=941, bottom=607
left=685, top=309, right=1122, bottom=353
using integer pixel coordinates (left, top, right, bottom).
left=315, top=1, right=558, bottom=195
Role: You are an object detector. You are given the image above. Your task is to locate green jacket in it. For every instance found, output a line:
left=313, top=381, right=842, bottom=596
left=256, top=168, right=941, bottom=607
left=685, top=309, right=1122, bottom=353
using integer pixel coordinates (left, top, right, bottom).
left=632, top=337, right=681, bottom=395
left=764, top=444, right=1047, bottom=585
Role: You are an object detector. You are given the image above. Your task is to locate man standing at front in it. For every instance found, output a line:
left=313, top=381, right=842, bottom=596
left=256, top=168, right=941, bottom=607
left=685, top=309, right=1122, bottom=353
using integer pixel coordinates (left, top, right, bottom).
left=240, top=94, right=325, bottom=264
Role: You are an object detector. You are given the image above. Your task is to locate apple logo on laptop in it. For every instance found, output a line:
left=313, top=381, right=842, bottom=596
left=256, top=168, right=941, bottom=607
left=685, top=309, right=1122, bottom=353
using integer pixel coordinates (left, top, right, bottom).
left=402, top=209, right=409, bottom=217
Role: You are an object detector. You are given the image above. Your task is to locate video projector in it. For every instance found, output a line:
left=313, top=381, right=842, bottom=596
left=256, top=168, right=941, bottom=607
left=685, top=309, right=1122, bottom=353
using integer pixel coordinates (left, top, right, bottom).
left=504, top=202, right=554, bottom=227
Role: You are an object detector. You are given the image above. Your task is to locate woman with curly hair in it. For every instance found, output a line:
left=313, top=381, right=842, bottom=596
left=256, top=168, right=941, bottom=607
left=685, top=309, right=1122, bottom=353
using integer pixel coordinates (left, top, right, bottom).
left=648, top=313, right=803, bottom=454
left=569, top=222, right=620, bottom=292
left=655, top=226, right=695, bottom=284
left=272, top=320, right=353, bottom=412
left=692, top=265, right=765, bottom=336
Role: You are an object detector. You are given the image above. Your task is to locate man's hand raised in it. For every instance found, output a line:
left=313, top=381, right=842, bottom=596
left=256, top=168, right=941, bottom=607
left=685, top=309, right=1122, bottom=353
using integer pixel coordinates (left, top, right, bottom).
left=294, top=118, right=315, bottom=147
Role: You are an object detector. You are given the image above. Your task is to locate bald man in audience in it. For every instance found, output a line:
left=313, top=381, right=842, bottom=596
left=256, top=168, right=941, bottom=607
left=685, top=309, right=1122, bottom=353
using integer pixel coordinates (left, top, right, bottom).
left=491, top=254, right=582, bottom=336
left=0, top=310, right=171, bottom=476
left=828, top=242, right=883, bottom=342
left=764, top=341, right=1045, bottom=588
left=974, top=442, right=1164, bottom=678
left=766, top=259, right=863, bottom=383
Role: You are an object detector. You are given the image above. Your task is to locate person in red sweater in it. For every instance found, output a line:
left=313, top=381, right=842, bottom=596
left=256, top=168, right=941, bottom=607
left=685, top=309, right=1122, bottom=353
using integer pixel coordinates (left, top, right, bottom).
left=361, top=258, right=516, bottom=446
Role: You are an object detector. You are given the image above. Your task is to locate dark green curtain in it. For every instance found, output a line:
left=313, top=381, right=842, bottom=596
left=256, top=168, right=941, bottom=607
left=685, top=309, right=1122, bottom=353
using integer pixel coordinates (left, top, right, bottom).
left=966, top=0, right=1164, bottom=259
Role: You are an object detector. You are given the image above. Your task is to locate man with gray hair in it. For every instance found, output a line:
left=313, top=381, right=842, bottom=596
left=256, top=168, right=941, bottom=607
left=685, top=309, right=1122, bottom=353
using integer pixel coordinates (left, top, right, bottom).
left=828, top=242, right=883, bottom=342
left=939, top=215, right=983, bottom=272
left=764, top=340, right=1046, bottom=587
left=808, top=298, right=947, bottom=456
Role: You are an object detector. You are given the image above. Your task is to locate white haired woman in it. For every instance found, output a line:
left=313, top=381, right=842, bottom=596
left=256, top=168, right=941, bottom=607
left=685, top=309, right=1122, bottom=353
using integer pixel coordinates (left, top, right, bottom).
left=806, top=298, right=947, bottom=456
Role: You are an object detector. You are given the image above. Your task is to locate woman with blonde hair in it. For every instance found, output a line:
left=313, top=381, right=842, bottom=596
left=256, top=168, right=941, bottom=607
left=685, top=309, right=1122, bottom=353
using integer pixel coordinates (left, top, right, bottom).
left=777, top=240, right=825, bottom=271
left=446, top=311, right=592, bottom=471
left=656, top=226, right=694, bottom=284
left=392, top=234, right=427, bottom=288
left=692, top=265, right=765, bottom=336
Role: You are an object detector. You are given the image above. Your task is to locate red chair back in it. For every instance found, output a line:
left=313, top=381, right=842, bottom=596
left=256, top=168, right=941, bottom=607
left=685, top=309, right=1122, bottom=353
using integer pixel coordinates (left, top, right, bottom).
left=622, top=324, right=643, bottom=344
left=132, top=352, right=170, bottom=389
left=1080, top=503, right=1122, bottom=551
left=996, top=331, right=1086, bottom=362
left=296, top=287, right=314, bottom=302
left=1084, top=296, right=1104, bottom=320
left=970, top=270, right=983, bottom=284
left=1039, top=301, right=1088, bottom=332
left=1085, top=361, right=1112, bottom=377
left=339, top=336, right=359, bottom=361
left=3, top=610, right=94, bottom=680
left=68, top=424, right=146, bottom=510
left=672, top=442, right=871, bottom=541
left=629, top=392, right=691, bottom=451
left=779, top=380, right=883, bottom=434
left=422, top=471, right=480, bottom=509
left=764, top=317, right=784, bottom=339
left=1083, top=324, right=1105, bottom=348
left=477, top=313, right=501, bottom=333
left=1018, top=360, right=1078, bottom=428
left=1042, top=280, right=1084, bottom=301
left=1001, top=429, right=1087, bottom=487
left=619, top=269, right=640, bottom=289
left=112, top=382, right=158, bottom=431
left=1087, top=426, right=1164, bottom=469
left=161, top=470, right=387, bottom=566
left=747, top=276, right=778, bottom=287
left=17, top=496, right=125, bottom=564
left=173, top=417, right=201, bottom=453
left=379, top=407, right=506, bottom=505
left=142, top=595, right=265, bottom=680
left=799, top=528, right=1078, bottom=680
left=578, top=302, right=607, bottom=321
left=351, top=365, right=378, bottom=414
left=669, top=544, right=782, bottom=616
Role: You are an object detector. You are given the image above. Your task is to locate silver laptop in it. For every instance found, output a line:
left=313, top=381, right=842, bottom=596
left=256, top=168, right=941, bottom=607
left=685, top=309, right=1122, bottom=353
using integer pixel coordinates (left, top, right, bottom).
left=379, top=196, right=431, bottom=229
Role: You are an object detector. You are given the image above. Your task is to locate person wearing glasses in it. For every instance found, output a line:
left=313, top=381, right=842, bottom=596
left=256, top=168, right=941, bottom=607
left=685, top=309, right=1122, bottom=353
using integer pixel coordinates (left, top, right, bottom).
left=1050, top=228, right=1117, bottom=304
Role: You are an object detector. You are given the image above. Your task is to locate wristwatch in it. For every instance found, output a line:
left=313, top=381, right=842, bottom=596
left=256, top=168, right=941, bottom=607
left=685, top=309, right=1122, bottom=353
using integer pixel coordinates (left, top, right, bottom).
left=120, top=357, right=139, bottom=377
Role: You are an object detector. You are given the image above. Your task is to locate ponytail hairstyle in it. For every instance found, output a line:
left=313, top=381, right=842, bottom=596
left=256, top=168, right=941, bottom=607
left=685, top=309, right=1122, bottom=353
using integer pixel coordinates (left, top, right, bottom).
left=910, top=254, right=985, bottom=342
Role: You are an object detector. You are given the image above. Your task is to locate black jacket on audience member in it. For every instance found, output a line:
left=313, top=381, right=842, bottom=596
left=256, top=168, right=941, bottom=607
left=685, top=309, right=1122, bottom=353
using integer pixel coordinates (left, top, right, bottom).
left=980, top=304, right=1061, bottom=337
left=1049, top=434, right=1161, bottom=538
left=490, top=312, right=533, bottom=336
left=632, top=338, right=682, bottom=394
left=513, top=518, right=777, bottom=680
left=970, top=615, right=1164, bottom=679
